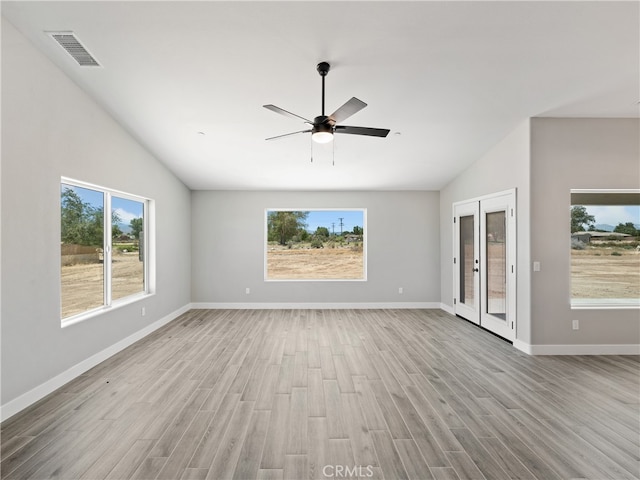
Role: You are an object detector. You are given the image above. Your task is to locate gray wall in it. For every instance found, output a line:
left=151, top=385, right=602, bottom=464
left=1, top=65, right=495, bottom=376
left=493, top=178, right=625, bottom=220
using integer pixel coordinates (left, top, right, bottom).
left=191, top=190, right=440, bottom=305
left=1, top=19, right=191, bottom=407
left=530, top=118, right=640, bottom=347
left=439, top=120, right=532, bottom=345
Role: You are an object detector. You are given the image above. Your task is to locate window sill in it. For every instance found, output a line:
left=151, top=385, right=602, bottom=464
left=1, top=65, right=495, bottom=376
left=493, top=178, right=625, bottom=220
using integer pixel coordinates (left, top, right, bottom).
left=571, top=298, right=640, bottom=310
left=264, top=278, right=367, bottom=282
left=61, top=292, right=154, bottom=328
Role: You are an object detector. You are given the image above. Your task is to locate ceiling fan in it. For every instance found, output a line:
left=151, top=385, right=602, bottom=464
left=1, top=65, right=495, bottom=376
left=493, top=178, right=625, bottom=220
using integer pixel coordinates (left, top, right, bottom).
left=264, top=62, right=390, bottom=144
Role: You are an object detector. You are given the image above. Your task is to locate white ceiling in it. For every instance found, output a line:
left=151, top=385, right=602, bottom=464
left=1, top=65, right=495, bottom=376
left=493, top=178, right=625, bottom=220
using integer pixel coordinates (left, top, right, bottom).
left=3, top=1, right=639, bottom=191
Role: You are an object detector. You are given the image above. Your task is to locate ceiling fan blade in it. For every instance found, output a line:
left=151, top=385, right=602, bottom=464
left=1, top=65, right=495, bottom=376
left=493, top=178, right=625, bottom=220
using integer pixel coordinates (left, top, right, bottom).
left=329, top=97, right=367, bottom=123
left=334, top=125, right=390, bottom=137
left=266, top=129, right=312, bottom=141
left=263, top=104, right=313, bottom=124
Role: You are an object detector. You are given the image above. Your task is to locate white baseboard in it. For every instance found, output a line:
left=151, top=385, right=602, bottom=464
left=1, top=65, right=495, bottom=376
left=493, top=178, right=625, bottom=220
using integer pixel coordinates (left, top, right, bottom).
left=513, top=339, right=533, bottom=354
left=514, top=341, right=639, bottom=355
left=190, top=302, right=441, bottom=310
left=439, top=303, right=455, bottom=315
left=0, top=304, right=191, bottom=423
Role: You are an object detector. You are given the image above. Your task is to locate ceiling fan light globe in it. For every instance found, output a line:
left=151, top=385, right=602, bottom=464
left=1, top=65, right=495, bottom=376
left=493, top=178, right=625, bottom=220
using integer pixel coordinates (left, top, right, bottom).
left=312, top=131, right=333, bottom=144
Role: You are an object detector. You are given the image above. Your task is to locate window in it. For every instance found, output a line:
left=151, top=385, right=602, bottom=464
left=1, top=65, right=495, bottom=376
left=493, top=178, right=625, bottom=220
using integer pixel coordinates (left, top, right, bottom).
left=265, top=209, right=366, bottom=281
left=570, top=190, right=640, bottom=308
left=61, top=179, right=151, bottom=324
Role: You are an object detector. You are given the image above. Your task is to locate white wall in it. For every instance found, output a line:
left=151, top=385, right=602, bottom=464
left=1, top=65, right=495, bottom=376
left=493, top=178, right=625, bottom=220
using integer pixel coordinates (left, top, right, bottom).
left=439, top=120, right=532, bottom=345
left=530, top=118, right=640, bottom=351
left=191, top=190, right=440, bottom=306
left=1, top=19, right=191, bottom=414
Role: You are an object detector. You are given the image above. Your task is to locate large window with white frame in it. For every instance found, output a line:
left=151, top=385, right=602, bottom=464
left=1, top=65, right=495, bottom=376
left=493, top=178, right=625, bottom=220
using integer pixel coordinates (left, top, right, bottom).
left=265, top=209, right=366, bottom=281
left=570, top=190, right=640, bottom=308
left=60, top=178, right=152, bottom=324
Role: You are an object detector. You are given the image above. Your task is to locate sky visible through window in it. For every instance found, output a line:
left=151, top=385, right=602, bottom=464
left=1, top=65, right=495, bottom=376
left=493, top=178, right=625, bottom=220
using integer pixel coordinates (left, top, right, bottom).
left=112, top=197, right=143, bottom=231
left=63, top=184, right=143, bottom=233
left=63, top=184, right=102, bottom=206
left=583, top=205, right=640, bottom=228
left=303, top=210, right=363, bottom=234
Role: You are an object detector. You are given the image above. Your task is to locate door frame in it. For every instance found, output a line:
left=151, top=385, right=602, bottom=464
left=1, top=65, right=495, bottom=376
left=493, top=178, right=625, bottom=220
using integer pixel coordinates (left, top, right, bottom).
left=452, top=188, right=517, bottom=342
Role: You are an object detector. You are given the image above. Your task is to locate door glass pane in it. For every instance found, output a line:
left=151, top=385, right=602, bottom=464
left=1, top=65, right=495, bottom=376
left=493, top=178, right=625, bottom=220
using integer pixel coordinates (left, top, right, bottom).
left=486, top=211, right=506, bottom=319
left=61, top=184, right=104, bottom=318
left=460, top=215, right=475, bottom=305
left=112, top=197, right=145, bottom=301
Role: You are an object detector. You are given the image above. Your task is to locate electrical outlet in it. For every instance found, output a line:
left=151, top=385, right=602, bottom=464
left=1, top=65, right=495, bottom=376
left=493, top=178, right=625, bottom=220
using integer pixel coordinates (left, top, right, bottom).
left=533, top=261, right=541, bottom=272
left=141, top=307, right=146, bottom=316
left=572, top=319, right=579, bottom=330
left=398, top=287, right=403, bottom=294
left=245, top=287, right=250, bottom=294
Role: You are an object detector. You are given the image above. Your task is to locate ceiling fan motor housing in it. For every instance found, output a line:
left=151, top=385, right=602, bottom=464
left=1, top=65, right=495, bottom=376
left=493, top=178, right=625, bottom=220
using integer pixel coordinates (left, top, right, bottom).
left=313, top=115, right=334, bottom=134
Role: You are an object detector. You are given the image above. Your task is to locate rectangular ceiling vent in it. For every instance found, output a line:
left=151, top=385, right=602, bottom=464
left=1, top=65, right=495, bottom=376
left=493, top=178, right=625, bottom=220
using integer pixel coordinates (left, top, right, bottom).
left=47, top=31, right=101, bottom=67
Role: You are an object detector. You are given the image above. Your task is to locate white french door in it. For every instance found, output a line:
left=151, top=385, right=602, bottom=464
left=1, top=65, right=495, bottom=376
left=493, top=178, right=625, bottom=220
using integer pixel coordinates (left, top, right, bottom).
left=453, top=201, right=480, bottom=325
left=454, top=190, right=516, bottom=342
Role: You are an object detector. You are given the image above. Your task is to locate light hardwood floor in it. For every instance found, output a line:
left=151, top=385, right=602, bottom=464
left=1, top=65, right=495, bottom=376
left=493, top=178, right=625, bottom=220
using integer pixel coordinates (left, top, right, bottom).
left=1, top=309, right=639, bottom=480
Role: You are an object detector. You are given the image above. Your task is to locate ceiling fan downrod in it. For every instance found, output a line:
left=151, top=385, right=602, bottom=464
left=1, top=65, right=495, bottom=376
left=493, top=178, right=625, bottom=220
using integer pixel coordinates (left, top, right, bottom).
left=317, top=62, right=330, bottom=117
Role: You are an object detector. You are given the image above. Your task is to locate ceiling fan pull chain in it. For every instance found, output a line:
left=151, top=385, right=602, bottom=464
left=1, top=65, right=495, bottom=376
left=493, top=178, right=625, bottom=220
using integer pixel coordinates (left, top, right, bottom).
left=332, top=134, right=335, bottom=166
left=310, top=136, right=313, bottom=163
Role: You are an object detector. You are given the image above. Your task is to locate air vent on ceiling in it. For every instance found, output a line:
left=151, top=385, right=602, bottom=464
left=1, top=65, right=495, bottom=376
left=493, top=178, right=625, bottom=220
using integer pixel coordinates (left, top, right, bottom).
left=47, top=31, right=101, bottom=67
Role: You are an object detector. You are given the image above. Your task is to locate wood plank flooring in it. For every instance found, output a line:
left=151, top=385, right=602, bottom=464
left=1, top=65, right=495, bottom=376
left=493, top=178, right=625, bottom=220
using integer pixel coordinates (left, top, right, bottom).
left=2, top=309, right=639, bottom=480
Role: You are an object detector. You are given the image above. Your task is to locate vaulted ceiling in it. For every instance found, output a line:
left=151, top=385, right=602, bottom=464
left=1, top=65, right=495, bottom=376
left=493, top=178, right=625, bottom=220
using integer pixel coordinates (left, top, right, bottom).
left=3, top=1, right=638, bottom=190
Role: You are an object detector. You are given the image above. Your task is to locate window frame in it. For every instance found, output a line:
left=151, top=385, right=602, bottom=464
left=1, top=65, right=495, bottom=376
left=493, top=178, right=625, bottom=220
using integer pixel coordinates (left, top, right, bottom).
left=264, top=208, right=368, bottom=282
left=570, top=189, right=640, bottom=310
left=60, top=177, right=153, bottom=326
